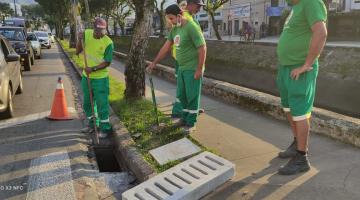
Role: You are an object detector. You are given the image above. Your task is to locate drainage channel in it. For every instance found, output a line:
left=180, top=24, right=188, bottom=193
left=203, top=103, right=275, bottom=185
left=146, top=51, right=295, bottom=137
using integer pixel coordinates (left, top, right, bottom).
left=94, top=146, right=122, bottom=172
left=91, top=144, right=136, bottom=199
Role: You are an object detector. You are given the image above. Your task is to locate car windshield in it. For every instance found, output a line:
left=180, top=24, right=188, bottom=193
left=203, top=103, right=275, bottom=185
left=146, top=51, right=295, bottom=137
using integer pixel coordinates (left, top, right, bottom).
left=35, top=32, right=48, bottom=37
left=0, top=29, right=25, bottom=41
left=28, top=33, right=38, bottom=41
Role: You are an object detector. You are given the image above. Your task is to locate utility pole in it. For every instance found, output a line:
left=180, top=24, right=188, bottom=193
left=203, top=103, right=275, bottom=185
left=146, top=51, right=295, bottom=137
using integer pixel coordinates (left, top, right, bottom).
left=13, top=0, right=17, bottom=17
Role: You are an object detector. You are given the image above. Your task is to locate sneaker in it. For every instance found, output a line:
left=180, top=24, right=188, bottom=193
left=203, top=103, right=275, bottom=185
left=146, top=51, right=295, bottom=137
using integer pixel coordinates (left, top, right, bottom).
left=278, top=139, right=297, bottom=158
left=81, top=126, right=94, bottom=134
left=182, top=125, right=196, bottom=135
left=278, top=152, right=311, bottom=175
left=199, top=108, right=205, bottom=114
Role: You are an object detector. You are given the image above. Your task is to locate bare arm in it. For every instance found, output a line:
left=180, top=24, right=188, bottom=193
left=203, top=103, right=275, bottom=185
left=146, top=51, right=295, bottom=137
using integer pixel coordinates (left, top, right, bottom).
left=95, top=61, right=111, bottom=69
left=152, top=40, right=173, bottom=65
left=197, top=45, right=206, bottom=71
left=291, top=21, right=327, bottom=80
left=304, top=21, right=328, bottom=67
left=147, top=40, right=173, bottom=72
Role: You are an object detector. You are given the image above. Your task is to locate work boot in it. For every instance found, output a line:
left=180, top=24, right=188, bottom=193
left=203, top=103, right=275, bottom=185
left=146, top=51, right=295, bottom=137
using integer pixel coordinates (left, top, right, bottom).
left=182, top=124, right=196, bottom=135
left=98, top=131, right=109, bottom=139
left=278, top=138, right=297, bottom=158
left=278, top=152, right=311, bottom=175
left=98, top=128, right=113, bottom=139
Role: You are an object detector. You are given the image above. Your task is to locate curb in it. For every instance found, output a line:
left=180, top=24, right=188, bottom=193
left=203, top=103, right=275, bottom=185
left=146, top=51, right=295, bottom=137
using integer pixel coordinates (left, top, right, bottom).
left=58, top=42, right=155, bottom=182
left=114, top=51, right=360, bottom=148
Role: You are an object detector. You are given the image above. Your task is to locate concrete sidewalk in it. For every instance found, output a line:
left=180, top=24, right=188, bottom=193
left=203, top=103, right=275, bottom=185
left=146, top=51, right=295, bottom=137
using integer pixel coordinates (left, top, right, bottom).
left=109, top=59, right=360, bottom=200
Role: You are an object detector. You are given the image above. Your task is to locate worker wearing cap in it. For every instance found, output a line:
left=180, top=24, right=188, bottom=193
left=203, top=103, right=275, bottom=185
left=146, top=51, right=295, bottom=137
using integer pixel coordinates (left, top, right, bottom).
left=76, top=18, right=114, bottom=138
left=172, top=0, right=205, bottom=119
left=148, top=4, right=206, bottom=134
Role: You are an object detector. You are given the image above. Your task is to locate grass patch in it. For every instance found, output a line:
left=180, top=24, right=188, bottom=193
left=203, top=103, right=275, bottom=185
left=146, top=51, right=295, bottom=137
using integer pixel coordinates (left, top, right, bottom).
left=59, top=40, right=215, bottom=172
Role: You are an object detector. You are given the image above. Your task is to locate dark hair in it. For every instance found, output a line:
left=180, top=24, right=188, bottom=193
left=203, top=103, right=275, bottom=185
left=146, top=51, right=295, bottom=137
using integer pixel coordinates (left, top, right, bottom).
left=165, top=4, right=182, bottom=16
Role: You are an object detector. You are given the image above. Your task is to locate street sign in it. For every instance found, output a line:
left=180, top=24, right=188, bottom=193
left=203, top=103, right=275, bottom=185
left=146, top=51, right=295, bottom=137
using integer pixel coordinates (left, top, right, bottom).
left=231, top=3, right=251, bottom=17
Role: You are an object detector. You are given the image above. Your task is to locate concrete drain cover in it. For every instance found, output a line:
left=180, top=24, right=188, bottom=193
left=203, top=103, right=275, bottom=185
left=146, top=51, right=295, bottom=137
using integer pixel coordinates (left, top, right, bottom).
left=122, top=151, right=235, bottom=200
left=149, top=138, right=201, bottom=165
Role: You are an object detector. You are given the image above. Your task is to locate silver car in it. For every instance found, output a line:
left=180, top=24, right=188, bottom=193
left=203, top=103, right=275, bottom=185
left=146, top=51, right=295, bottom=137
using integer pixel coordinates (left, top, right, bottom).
left=34, top=31, right=51, bottom=49
left=0, top=35, right=23, bottom=119
left=27, top=32, right=41, bottom=59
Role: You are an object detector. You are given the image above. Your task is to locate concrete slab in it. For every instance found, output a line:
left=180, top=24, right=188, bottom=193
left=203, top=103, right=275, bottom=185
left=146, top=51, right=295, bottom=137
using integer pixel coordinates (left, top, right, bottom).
left=122, top=152, right=235, bottom=200
left=149, top=138, right=201, bottom=165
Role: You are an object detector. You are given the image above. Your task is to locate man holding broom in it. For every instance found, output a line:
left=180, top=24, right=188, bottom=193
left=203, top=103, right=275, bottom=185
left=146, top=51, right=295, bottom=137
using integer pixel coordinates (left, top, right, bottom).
left=76, top=18, right=114, bottom=139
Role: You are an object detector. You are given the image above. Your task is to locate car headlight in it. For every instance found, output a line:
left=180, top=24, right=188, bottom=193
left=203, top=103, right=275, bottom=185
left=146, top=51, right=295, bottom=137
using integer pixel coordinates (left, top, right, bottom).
left=20, top=47, right=27, bottom=53
left=16, top=47, right=27, bottom=53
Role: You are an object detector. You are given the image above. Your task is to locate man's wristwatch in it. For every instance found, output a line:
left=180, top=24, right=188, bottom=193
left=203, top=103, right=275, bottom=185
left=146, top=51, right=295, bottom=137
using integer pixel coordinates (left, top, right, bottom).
left=92, top=66, right=98, bottom=72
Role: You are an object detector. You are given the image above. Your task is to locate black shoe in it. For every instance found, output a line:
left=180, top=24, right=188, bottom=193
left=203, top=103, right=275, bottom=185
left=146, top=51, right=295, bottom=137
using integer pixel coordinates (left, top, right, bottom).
left=278, top=152, right=311, bottom=175
left=278, top=139, right=297, bottom=158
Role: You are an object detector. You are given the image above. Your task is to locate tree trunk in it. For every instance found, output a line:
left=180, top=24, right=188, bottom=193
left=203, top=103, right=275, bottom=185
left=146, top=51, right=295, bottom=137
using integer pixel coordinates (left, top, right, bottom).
left=210, top=11, right=222, bottom=40
left=120, top=23, right=125, bottom=35
left=69, top=22, right=76, bottom=48
left=124, top=0, right=154, bottom=99
left=113, top=21, right=117, bottom=36
left=159, top=12, right=165, bottom=38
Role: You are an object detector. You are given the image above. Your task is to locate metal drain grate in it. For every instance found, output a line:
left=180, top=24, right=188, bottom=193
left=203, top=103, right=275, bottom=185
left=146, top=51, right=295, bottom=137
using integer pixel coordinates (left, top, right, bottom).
left=122, top=151, right=235, bottom=200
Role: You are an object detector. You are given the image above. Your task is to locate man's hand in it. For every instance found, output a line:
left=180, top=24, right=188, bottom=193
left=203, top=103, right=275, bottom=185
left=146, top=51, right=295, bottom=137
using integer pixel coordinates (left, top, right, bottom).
left=85, top=67, right=93, bottom=75
left=146, top=62, right=156, bottom=74
left=194, top=69, right=203, bottom=80
left=290, top=64, right=313, bottom=80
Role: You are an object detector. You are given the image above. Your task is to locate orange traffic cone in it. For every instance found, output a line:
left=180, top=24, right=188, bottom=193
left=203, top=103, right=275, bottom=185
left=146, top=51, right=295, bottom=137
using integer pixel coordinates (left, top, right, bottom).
left=47, top=77, right=73, bottom=120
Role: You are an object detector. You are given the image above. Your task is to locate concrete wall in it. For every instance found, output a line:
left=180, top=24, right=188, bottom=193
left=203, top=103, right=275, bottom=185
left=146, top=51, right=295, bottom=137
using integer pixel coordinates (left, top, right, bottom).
left=111, top=36, right=360, bottom=117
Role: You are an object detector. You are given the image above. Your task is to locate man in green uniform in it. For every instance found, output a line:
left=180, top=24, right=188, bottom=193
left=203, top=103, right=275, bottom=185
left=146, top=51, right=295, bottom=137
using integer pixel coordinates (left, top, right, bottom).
left=76, top=18, right=114, bottom=138
left=172, top=0, right=204, bottom=119
left=147, top=4, right=207, bottom=134
left=276, top=0, right=327, bottom=175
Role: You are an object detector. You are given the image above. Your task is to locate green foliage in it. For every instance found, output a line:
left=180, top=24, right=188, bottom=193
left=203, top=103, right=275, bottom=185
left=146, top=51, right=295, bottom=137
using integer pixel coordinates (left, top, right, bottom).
left=0, top=2, right=14, bottom=17
left=21, top=4, right=45, bottom=19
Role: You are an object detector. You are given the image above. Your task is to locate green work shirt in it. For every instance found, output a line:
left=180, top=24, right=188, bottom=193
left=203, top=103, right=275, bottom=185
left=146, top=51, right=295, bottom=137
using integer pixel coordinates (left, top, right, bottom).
left=168, top=20, right=206, bottom=71
left=172, top=11, right=200, bottom=59
left=277, top=0, right=327, bottom=66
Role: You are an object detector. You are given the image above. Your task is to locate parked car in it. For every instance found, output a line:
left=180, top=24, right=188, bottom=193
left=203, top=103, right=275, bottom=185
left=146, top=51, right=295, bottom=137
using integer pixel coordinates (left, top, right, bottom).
left=4, top=18, right=25, bottom=27
left=48, top=32, right=55, bottom=43
left=0, top=35, right=23, bottom=119
left=34, top=31, right=51, bottom=49
left=27, top=32, right=41, bottom=59
left=0, top=26, right=34, bottom=71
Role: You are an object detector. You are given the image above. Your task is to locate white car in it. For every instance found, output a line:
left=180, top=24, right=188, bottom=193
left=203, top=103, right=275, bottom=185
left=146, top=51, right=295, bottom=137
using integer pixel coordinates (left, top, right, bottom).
left=48, top=32, right=55, bottom=43
left=27, top=32, right=41, bottom=59
left=34, top=31, right=51, bottom=49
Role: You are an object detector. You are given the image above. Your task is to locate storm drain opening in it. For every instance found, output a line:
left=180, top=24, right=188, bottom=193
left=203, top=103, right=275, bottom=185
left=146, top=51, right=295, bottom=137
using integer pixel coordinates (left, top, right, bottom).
left=94, top=146, right=122, bottom=172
